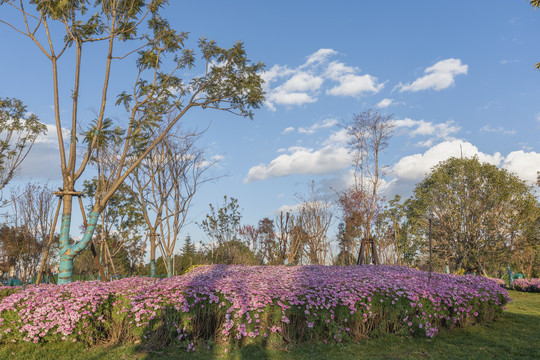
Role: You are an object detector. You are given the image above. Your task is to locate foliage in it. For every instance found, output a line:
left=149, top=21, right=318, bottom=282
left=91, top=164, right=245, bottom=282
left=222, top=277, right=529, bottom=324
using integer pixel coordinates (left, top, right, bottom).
left=406, top=156, right=539, bottom=276
left=0, top=98, right=47, bottom=196
left=0, top=0, right=264, bottom=283
left=199, top=196, right=242, bottom=263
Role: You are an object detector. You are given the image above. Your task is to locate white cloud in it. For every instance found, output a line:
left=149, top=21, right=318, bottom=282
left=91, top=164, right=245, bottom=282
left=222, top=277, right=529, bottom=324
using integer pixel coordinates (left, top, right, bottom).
left=264, top=49, right=384, bottom=109
left=281, top=72, right=324, bottom=93
left=536, top=112, right=540, bottom=124
left=244, top=145, right=351, bottom=183
left=500, top=59, right=519, bottom=65
left=480, top=125, right=516, bottom=135
left=324, top=129, right=350, bottom=146
left=393, top=118, right=460, bottom=139
left=396, top=58, right=468, bottom=92
left=298, top=118, right=338, bottom=134
left=303, top=48, right=338, bottom=67
left=282, top=127, right=295, bottom=135
left=391, top=140, right=503, bottom=182
left=387, top=140, right=540, bottom=197
left=377, top=98, right=394, bottom=108
left=266, top=91, right=317, bottom=109
left=502, top=151, right=540, bottom=184
left=323, top=61, right=356, bottom=80
left=327, top=74, right=384, bottom=97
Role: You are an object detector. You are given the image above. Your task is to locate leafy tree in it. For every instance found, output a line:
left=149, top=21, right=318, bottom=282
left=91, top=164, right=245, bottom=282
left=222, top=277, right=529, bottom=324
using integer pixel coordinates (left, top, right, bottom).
left=406, top=156, right=539, bottom=276
left=0, top=1, right=263, bottom=283
left=338, top=109, right=394, bottom=264
left=0, top=98, right=46, bottom=197
left=257, top=217, right=277, bottom=264
left=199, top=196, right=242, bottom=263
left=334, top=222, right=355, bottom=265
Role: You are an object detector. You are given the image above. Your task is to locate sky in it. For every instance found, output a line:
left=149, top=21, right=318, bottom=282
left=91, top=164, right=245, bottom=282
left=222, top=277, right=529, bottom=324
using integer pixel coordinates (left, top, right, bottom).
left=1, top=1, right=539, bottom=253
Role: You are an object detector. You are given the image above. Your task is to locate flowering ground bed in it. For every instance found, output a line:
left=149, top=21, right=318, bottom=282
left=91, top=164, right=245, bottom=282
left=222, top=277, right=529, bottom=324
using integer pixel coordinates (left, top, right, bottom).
left=0, top=265, right=510, bottom=352
left=513, top=278, right=540, bottom=292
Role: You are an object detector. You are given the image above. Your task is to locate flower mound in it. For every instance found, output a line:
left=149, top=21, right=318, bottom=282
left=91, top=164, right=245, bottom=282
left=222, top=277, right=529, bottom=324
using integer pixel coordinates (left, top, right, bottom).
left=0, top=265, right=510, bottom=348
left=513, top=278, right=540, bottom=292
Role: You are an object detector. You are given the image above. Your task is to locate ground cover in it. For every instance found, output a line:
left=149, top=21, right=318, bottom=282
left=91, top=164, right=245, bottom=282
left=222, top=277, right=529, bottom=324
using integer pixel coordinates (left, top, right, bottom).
left=0, top=290, right=537, bottom=359
left=0, top=265, right=509, bottom=352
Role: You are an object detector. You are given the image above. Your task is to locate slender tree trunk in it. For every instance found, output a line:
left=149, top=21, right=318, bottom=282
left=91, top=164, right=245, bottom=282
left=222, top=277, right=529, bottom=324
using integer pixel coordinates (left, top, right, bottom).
left=167, top=255, right=173, bottom=278
left=150, top=232, right=157, bottom=277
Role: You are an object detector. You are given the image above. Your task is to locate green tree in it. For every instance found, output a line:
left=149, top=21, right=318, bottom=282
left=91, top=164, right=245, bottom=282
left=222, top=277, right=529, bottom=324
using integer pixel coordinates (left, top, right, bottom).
left=0, top=98, right=46, bottom=197
left=407, top=156, right=539, bottom=276
left=199, top=196, right=242, bottom=263
left=0, top=1, right=263, bottom=283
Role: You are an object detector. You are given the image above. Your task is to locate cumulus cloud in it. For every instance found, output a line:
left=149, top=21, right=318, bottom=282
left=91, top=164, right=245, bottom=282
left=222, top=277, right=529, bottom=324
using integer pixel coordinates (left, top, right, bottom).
left=387, top=140, right=540, bottom=197
left=502, top=151, right=540, bottom=184
left=327, top=74, right=384, bottom=97
left=396, top=58, right=468, bottom=92
left=391, top=140, right=502, bottom=182
left=282, top=127, right=295, bottom=135
left=393, top=118, right=460, bottom=141
left=298, top=118, right=338, bottom=134
left=244, top=145, right=351, bottom=183
left=377, top=98, right=394, bottom=108
left=264, top=49, right=384, bottom=110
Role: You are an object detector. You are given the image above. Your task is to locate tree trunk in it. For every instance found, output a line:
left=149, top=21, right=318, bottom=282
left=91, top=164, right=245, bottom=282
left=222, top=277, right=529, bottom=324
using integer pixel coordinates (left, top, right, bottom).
left=150, top=232, right=157, bottom=277
left=58, top=194, right=100, bottom=284
left=167, top=256, right=173, bottom=278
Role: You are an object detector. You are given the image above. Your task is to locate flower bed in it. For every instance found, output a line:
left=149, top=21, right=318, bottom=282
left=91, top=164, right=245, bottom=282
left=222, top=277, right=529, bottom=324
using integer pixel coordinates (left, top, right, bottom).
left=0, top=265, right=510, bottom=350
left=512, top=278, right=540, bottom=292
left=486, top=277, right=506, bottom=288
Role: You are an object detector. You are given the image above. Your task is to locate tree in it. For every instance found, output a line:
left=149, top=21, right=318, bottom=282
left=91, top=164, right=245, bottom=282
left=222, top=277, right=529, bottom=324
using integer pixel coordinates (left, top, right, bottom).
left=0, top=98, right=46, bottom=197
left=1, top=182, right=56, bottom=282
left=199, top=196, right=242, bottom=263
left=295, top=181, right=334, bottom=265
left=338, top=109, right=394, bottom=265
left=257, top=217, right=277, bottom=264
left=407, top=157, right=539, bottom=276
left=129, top=129, right=210, bottom=276
left=0, top=1, right=263, bottom=283
left=334, top=222, right=355, bottom=265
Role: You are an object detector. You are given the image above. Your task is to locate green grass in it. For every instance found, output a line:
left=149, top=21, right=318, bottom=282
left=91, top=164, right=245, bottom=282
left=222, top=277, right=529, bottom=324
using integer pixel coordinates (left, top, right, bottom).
left=1, top=290, right=538, bottom=360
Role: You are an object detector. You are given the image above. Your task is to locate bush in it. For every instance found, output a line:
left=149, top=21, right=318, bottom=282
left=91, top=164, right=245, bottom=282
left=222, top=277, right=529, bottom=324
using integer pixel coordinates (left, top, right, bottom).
left=0, top=265, right=510, bottom=351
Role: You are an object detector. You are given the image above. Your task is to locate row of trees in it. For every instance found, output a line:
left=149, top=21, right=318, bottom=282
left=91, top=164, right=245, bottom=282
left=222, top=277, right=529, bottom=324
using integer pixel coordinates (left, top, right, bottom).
left=0, top=1, right=538, bottom=284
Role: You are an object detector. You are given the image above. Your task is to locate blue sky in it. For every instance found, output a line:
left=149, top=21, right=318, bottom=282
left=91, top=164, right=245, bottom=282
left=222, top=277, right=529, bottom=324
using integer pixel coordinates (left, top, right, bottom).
left=1, top=1, right=539, bottom=250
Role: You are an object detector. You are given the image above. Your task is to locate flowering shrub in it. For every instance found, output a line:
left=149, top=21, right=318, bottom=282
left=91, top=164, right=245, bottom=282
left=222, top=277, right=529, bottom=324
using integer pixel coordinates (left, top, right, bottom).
left=512, top=278, right=540, bottom=292
left=0, top=265, right=510, bottom=349
left=486, top=277, right=506, bottom=288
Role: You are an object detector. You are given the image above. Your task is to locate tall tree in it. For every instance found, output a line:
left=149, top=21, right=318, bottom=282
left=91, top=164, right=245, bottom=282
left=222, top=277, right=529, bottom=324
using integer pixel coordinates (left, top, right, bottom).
left=0, top=1, right=263, bottom=283
left=0, top=98, right=46, bottom=197
left=338, top=109, right=394, bottom=265
left=407, top=157, right=539, bottom=276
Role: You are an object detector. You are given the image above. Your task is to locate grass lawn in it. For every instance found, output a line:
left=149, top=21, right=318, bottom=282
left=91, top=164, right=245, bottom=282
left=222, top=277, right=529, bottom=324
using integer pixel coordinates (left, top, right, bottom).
left=1, top=290, right=538, bottom=360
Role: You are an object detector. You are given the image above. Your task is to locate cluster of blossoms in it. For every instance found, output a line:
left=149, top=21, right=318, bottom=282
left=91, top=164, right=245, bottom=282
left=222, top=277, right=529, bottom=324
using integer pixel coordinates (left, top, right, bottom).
left=486, top=277, right=506, bottom=288
left=512, top=278, right=540, bottom=292
left=0, top=265, right=510, bottom=347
